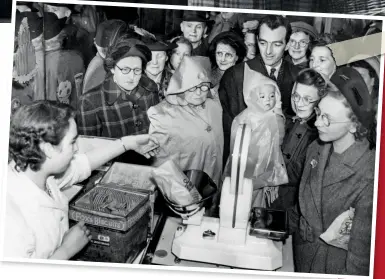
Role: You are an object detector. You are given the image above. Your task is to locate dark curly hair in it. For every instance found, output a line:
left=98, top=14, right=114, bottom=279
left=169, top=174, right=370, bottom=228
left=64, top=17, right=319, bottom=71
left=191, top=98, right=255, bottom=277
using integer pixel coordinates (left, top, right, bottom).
left=9, top=100, right=76, bottom=172
left=208, top=32, right=247, bottom=70
left=255, top=15, right=292, bottom=44
left=310, top=33, right=338, bottom=64
left=296, top=68, right=333, bottom=99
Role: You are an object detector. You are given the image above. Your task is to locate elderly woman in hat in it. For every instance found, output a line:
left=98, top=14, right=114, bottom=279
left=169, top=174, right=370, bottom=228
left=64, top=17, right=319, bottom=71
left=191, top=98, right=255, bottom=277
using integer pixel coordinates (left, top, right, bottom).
left=180, top=11, right=212, bottom=56
left=144, top=36, right=177, bottom=100
left=77, top=36, right=159, bottom=165
left=147, top=56, right=223, bottom=185
left=208, top=31, right=247, bottom=90
left=286, top=21, right=318, bottom=69
left=291, top=67, right=375, bottom=275
left=309, top=34, right=338, bottom=79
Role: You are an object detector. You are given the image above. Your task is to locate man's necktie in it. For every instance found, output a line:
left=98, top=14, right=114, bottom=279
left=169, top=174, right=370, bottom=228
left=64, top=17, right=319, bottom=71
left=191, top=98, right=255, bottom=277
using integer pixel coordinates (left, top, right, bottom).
left=269, top=68, right=277, bottom=81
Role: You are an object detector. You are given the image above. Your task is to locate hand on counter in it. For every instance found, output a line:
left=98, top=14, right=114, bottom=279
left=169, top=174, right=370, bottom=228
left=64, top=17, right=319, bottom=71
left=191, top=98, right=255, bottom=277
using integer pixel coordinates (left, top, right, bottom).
left=121, top=134, right=160, bottom=159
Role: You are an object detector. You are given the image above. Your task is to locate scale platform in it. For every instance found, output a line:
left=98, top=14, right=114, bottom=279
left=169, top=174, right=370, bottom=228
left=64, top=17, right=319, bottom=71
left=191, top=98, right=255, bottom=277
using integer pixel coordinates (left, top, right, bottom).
left=152, top=217, right=294, bottom=271
left=172, top=216, right=282, bottom=270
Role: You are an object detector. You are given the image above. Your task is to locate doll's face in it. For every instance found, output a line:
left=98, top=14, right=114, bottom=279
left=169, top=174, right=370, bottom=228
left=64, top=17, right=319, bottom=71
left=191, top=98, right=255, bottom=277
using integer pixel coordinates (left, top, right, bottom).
left=257, top=84, right=276, bottom=111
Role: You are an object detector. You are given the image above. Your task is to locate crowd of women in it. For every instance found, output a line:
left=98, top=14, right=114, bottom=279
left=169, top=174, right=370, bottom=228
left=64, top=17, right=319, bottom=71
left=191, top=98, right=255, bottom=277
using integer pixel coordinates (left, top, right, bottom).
left=6, top=2, right=381, bottom=276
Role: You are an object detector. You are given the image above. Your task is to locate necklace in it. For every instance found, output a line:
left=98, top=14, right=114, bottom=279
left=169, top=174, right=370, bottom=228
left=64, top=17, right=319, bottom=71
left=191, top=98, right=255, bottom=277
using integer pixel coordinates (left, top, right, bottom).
left=183, top=104, right=212, bottom=132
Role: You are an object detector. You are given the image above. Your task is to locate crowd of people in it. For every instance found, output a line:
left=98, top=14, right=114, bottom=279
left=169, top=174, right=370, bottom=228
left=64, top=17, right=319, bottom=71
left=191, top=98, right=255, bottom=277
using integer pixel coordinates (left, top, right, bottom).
left=6, top=2, right=381, bottom=276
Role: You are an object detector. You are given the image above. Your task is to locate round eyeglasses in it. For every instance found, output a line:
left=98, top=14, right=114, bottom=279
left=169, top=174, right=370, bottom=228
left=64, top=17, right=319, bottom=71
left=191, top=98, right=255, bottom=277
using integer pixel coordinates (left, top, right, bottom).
left=292, top=92, right=318, bottom=106
left=288, top=39, right=309, bottom=48
left=115, top=65, right=142, bottom=75
left=314, top=107, right=351, bottom=127
left=187, top=83, right=211, bottom=92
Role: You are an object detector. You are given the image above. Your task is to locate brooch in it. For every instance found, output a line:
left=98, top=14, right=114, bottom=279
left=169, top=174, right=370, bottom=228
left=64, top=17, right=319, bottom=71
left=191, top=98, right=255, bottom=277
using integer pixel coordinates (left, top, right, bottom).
left=310, top=159, right=318, bottom=168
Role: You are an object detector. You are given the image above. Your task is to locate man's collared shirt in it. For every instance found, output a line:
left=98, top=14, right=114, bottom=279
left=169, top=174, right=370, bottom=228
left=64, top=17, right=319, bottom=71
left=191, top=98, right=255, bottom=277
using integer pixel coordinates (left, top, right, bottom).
left=265, top=59, right=283, bottom=80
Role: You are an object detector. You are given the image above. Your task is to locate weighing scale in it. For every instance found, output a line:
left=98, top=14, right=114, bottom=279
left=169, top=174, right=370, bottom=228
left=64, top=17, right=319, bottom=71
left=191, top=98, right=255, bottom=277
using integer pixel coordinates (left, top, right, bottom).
left=170, top=124, right=283, bottom=270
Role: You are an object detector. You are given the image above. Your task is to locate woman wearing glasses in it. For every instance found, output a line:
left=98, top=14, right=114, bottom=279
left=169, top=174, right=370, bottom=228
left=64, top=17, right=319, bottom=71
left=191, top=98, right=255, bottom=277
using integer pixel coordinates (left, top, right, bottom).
left=77, top=36, right=160, bottom=165
left=285, top=22, right=318, bottom=69
left=147, top=56, right=223, bottom=186
left=292, top=67, right=375, bottom=275
left=271, top=68, right=329, bottom=210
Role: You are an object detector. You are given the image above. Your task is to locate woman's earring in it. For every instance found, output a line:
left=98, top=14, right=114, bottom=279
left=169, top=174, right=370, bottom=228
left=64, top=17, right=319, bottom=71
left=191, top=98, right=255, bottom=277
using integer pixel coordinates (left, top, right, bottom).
left=349, top=123, right=357, bottom=134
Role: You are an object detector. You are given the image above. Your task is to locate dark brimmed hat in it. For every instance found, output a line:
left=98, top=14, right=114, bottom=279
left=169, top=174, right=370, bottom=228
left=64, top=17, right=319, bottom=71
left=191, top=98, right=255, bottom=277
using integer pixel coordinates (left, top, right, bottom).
left=95, top=19, right=127, bottom=48
left=43, top=12, right=67, bottom=40
left=182, top=10, right=212, bottom=23
left=330, top=67, right=373, bottom=129
left=15, top=12, right=43, bottom=40
left=209, top=31, right=247, bottom=64
left=141, top=34, right=178, bottom=51
left=290, top=21, right=318, bottom=39
left=104, top=38, right=152, bottom=70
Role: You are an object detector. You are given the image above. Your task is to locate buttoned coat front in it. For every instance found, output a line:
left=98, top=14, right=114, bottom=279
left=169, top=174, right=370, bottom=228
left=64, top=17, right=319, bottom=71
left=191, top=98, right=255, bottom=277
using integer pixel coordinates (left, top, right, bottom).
left=147, top=98, right=224, bottom=185
left=292, top=139, right=375, bottom=275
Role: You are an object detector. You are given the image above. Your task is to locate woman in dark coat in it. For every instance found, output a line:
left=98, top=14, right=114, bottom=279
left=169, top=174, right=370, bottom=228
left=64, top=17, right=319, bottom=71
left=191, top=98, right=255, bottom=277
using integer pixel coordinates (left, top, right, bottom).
left=291, top=67, right=375, bottom=275
left=271, top=68, right=330, bottom=210
left=77, top=36, right=159, bottom=165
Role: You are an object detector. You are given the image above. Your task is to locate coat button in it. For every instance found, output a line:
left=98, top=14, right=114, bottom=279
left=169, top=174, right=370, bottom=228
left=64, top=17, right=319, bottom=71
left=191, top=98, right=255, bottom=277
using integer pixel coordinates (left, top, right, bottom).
left=286, top=154, right=291, bottom=159
left=296, top=133, right=302, bottom=139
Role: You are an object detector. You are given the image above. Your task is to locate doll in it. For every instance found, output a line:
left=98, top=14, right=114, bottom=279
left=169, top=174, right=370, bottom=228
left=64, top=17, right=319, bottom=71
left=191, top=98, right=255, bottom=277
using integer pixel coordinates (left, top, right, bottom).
left=226, top=64, right=288, bottom=208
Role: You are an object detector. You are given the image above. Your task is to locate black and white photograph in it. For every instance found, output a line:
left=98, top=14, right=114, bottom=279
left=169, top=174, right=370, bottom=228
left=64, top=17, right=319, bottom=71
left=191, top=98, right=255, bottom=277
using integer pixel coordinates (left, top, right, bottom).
left=0, top=0, right=384, bottom=278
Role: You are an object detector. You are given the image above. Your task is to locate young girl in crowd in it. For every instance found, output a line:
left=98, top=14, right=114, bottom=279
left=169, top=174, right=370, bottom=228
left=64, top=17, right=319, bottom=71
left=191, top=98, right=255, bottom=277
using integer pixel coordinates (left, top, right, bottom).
left=272, top=68, right=330, bottom=209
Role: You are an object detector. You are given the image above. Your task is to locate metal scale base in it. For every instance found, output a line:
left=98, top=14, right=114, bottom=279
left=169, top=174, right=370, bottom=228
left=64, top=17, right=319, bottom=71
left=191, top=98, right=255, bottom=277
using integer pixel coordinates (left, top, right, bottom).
left=172, top=216, right=283, bottom=270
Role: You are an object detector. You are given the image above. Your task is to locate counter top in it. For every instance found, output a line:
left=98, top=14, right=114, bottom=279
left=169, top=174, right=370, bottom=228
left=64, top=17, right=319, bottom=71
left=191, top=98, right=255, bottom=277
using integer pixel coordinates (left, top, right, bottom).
left=151, top=216, right=294, bottom=272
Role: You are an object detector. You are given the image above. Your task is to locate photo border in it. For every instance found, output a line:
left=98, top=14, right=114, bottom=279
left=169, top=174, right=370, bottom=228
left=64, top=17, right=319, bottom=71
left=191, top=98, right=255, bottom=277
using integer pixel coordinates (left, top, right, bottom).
left=1, top=1, right=384, bottom=279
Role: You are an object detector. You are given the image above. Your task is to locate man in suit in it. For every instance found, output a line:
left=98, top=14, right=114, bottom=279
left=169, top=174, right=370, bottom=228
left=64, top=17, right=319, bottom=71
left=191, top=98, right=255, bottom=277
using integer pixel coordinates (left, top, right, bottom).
left=219, top=15, right=300, bottom=165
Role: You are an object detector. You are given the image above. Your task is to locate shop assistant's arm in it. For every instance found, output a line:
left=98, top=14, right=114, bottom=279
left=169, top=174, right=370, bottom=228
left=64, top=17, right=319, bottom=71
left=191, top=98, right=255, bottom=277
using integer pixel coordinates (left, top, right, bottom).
left=55, top=134, right=159, bottom=188
left=86, top=134, right=159, bottom=171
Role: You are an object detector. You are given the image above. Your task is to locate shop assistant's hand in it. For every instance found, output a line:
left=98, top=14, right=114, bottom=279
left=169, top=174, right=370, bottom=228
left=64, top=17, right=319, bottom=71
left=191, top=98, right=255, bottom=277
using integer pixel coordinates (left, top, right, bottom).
left=61, top=221, right=92, bottom=259
left=121, top=134, right=160, bottom=159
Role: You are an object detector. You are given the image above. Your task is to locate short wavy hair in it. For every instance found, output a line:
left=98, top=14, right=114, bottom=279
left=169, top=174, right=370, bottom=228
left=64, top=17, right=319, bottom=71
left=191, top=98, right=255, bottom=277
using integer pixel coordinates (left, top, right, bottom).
left=310, top=33, right=337, bottom=63
left=295, top=68, right=333, bottom=99
left=9, top=100, right=76, bottom=172
left=255, top=15, right=292, bottom=44
left=208, top=32, right=247, bottom=69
